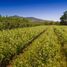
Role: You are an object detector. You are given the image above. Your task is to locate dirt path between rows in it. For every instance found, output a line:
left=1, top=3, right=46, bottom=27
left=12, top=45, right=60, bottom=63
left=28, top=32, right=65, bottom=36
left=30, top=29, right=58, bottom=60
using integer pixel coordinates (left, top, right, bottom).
left=3, top=29, right=47, bottom=67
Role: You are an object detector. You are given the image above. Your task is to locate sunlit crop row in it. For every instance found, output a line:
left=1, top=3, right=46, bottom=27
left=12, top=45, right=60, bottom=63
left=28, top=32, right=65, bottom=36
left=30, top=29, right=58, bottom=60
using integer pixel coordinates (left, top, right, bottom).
left=0, top=26, right=47, bottom=65
left=11, top=27, right=64, bottom=67
left=54, top=26, right=67, bottom=67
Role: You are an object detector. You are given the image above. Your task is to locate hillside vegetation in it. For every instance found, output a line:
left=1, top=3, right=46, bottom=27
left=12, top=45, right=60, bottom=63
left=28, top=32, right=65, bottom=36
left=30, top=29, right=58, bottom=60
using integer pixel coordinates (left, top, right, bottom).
left=0, top=15, right=59, bottom=30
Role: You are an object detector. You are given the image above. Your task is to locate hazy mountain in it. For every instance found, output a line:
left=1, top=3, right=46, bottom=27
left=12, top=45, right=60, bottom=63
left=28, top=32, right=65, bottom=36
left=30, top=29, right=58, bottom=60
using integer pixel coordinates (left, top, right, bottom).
left=8, top=15, right=57, bottom=22
left=25, top=17, right=45, bottom=22
left=9, top=15, right=45, bottom=22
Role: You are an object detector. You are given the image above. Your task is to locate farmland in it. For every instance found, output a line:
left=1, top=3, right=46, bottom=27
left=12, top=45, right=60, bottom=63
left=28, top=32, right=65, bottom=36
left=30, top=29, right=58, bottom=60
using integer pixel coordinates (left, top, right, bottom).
left=0, top=0, right=67, bottom=67
left=0, top=25, right=67, bottom=67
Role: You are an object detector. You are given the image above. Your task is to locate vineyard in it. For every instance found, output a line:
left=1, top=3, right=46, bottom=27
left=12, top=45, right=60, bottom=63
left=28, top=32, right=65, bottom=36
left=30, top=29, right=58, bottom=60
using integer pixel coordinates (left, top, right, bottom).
left=0, top=26, right=67, bottom=67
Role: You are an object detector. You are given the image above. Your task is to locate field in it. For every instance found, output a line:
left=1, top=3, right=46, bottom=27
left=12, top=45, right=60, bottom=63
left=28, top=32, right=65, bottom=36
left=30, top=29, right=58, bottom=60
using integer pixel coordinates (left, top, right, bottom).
left=0, top=25, right=67, bottom=67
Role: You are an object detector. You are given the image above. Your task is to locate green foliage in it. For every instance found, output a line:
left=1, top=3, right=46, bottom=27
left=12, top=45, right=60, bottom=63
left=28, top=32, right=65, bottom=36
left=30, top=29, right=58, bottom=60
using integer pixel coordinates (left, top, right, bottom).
left=0, top=26, right=67, bottom=67
left=0, top=26, right=46, bottom=65
left=0, top=15, right=59, bottom=30
left=10, top=26, right=67, bottom=67
left=60, top=11, right=67, bottom=25
left=0, top=16, right=32, bottom=30
left=0, top=16, right=44, bottom=30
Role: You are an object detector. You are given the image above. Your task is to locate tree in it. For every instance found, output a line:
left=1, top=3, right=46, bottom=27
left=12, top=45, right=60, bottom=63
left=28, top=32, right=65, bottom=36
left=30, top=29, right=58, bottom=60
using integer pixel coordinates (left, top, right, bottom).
left=60, top=11, right=67, bottom=25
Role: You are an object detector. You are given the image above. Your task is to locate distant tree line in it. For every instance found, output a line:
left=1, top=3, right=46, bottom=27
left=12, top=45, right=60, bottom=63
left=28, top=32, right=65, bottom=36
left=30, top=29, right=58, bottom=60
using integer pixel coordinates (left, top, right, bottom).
left=0, top=15, right=59, bottom=30
left=0, top=15, right=41, bottom=30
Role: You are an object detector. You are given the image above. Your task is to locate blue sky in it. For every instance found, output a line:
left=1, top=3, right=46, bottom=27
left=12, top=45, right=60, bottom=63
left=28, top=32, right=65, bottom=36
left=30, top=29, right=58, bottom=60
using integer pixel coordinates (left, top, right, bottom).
left=0, top=0, right=67, bottom=21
